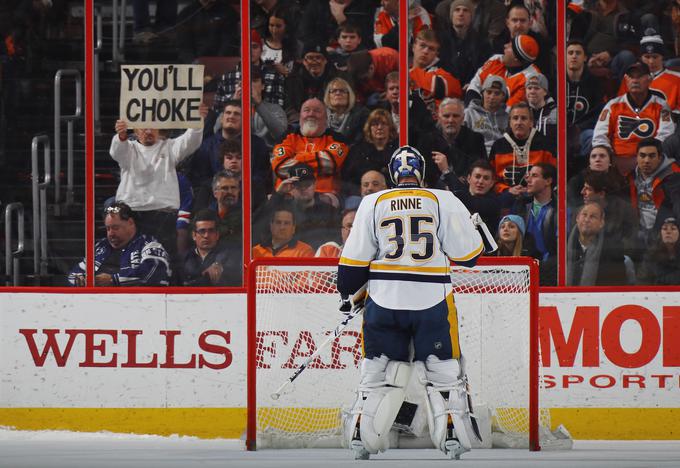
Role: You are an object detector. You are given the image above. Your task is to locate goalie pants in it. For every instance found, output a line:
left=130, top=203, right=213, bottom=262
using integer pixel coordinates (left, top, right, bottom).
left=362, top=293, right=461, bottom=362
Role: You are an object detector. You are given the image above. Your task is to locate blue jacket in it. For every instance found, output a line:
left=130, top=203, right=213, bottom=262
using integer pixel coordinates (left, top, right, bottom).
left=68, top=233, right=170, bottom=286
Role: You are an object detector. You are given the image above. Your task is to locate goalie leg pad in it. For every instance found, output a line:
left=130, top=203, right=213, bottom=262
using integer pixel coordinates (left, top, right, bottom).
left=423, top=355, right=481, bottom=456
left=345, top=356, right=411, bottom=455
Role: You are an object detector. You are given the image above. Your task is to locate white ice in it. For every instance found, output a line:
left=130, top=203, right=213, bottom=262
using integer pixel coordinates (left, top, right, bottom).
left=1, top=429, right=680, bottom=468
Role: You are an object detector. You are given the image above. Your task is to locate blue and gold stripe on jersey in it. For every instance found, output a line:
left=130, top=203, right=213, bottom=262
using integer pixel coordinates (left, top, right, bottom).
left=368, top=263, right=451, bottom=283
left=375, top=189, right=439, bottom=207
left=449, top=242, right=484, bottom=268
left=337, top=256, right=370, bottom=296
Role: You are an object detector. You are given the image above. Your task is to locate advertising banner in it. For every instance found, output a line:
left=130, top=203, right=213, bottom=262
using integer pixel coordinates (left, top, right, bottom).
left=2, top=292, right=679, bottom=409
left=540, top=292, right=680, bottom=407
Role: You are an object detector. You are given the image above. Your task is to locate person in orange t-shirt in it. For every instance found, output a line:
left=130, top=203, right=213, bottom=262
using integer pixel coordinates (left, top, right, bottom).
left=315, top=208, right=356, bottom=258
left=252, top=206, right=314, bottom=258
left=409, top=29, right=462, bottom=119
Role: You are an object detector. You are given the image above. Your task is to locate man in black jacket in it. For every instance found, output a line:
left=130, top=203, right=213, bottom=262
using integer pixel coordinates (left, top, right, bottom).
left=567, top=201, right=628, bottom=286
left=182, top=209, right=241, bottom=286
left=437, top=0, right=491, bottom=86
left=297, top=0, right=375, bottom=50
left=284, top=43, right=341, bottom=124
left=253, top=163, right=341, bottom=250
left=566, top=39, right=604, bottom=172
left=440, top=159, right=513, bottom=231
left=513, top=163, right=558, bottom=285
left=418, top=97, right=487, bottom=188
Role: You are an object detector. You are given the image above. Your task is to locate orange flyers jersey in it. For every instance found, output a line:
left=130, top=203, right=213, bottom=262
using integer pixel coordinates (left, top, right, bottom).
left=373, top=7, right=432, bottom=48
left=489, top=133, right=557, bottom=192
left=592, top=93, right=675, bottom=158
left=468, top=55, right=541, bottom=108
left=373, top=8, right=395, bottom=47
left=315, top=241, right=342, bottom=258
left=618, top=68, right=680, bottom=113
left=410, top=64, right=462, bottom=117
left=252, top=240, right=315, bottom=258
left=271, top=131, right=349, bottom=194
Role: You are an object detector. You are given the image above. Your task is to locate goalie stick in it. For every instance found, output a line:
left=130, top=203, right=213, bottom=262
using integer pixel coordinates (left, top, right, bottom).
left=270, top=284, right=368, bottom=400
left=471, top=213, right=498, bottom=254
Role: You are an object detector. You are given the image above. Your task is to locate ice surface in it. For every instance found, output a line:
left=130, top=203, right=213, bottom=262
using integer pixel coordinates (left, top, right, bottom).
left=1, top=429, right=680, bottom=468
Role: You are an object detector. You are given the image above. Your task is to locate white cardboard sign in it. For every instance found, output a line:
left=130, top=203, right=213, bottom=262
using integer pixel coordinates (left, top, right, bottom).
left=119, top=64, right=204, bottom=129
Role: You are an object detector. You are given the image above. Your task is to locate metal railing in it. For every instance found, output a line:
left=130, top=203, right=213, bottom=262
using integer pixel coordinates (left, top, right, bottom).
left=94, top=7, right=103, bottom=134
left=112, top=0, right=127, bottom=65
left=31, top=135, right=51, bottom=277
left=4, top=203, right=25, bottom=286
left=54, top=69, right=82, bottom=212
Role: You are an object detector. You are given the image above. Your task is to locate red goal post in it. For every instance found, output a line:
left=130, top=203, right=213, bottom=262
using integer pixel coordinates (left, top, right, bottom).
left=246, top=257, right=541, bottom=451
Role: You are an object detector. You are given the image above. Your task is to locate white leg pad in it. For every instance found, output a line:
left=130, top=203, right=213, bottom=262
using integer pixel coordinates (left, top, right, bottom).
left=423, top=355, right=481, bottom=457
left=345, top=356, right=411, bottom=455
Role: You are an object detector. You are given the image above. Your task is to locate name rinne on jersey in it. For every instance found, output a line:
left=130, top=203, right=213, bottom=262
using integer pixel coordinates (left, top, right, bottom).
left=390, top=197, right=422, bottom=211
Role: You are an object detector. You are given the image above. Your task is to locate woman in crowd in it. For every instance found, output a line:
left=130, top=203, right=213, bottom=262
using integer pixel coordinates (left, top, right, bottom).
left=341, top=108, right=399, bottom=196
left=637, top=217, right=680, bottom=285
left=323, top=78, right=369, bottom=144
left=495, top=214, right=535, bottom=257
left=261, top=6, right=300, bottom=77
left=567, top=145, right=627, bottom=207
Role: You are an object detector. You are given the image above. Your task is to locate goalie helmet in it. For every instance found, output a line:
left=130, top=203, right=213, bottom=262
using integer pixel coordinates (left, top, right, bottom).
left=388, top=145, right=426, bottom=187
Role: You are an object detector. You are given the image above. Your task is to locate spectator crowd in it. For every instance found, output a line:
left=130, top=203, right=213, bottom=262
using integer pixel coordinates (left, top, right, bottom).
left=72, top=0, right=680, bottom=287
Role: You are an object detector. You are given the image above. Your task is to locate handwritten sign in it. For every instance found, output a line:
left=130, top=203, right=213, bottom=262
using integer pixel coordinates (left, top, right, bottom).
left=119, top=64, right=204, bottom=129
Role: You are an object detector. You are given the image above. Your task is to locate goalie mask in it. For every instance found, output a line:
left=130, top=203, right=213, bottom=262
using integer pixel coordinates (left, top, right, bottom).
left=389, top=145, right=426, bottom=187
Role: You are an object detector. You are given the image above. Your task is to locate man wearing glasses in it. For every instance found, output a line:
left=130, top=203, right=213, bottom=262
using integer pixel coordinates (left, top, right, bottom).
left=68, top=202, right=170, bottom=287
left=181, top=209, right=241, bottom=286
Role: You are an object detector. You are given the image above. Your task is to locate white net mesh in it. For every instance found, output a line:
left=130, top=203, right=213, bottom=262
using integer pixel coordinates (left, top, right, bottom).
left=252, top=261, right=547, bottom=449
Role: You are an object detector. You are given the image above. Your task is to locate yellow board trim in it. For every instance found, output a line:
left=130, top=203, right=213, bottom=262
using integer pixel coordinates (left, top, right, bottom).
left=2, top=407, right=680, bottom=440
left=0, top=408, right=246, bottom=439
left=550, top=408, right=680, bottom=440
left=376, top=189, right=438, bottom=204
left=370, top=264, right=450, bottom=274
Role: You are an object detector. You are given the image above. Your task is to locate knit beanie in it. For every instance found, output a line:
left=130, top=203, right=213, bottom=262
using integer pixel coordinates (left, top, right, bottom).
left=512, top=34, right=539, bottom=64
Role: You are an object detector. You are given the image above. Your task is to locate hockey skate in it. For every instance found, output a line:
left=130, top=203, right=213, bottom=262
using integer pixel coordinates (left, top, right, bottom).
left=350, top=438, right=370, bottom=460
left=350, top=419, right=370, bottom=460
left=444, top=418, right=469, bottom=460
left=444, top=437, right=468, bottom=460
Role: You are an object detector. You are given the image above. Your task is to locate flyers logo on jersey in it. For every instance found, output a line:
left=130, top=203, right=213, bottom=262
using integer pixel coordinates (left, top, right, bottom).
left=617, top=116, right=656, bottom=139
left=503, top=165, right=530, bottom=186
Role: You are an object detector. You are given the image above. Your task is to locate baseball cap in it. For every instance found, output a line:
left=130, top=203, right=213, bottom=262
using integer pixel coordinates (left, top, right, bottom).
left=288, top=163, right=316, bottom=182
left=625, top=61, right=651, bottom=76
left=302, top=42, right=328, bottom=58
left=512, top=34, right=539, bottom=64
left=525, top=73, right=549, bottom=91
left=482, top=75, right=508, bottom=97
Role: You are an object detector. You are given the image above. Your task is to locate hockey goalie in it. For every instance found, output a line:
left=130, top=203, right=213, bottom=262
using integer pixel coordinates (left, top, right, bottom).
left=337, top=145, right=498, bottom=460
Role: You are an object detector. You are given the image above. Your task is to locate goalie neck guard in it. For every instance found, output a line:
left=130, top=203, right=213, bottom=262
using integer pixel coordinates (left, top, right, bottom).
left=389, top=145, right=426, bottom=187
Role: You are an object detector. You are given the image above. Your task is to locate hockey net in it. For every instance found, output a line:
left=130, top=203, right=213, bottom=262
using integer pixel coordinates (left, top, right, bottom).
left=247, top=257, right=563, bottom=451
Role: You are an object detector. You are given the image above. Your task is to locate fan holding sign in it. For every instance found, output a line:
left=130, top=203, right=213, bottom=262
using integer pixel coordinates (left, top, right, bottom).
left=111, top=64, right=209, bottom=283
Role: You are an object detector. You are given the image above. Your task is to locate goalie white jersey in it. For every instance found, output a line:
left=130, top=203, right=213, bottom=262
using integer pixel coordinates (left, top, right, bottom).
left=338, top=187, right=484, bottom=310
